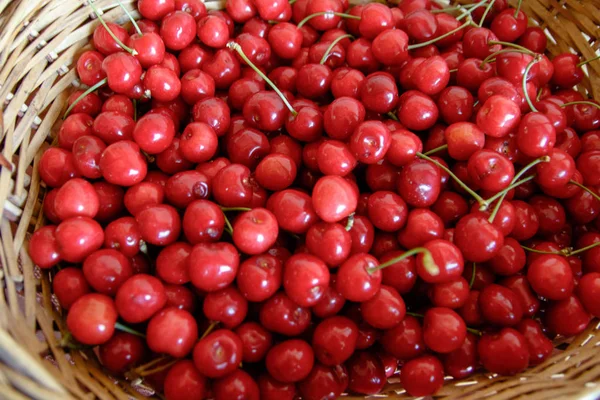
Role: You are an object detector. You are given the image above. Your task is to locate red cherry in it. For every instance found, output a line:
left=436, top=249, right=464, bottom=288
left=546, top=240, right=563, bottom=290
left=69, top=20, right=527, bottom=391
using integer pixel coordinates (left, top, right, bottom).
left=266, top=339, right=314, bottom=383
left=517, top=319, right=553, bottom=366
left=147, top=307, right=198, bottom=357
left=527, top=255, right=574, bottom=300
left=298, top=364, right=349, bottom=400
left=67, top=293, right=117, bottom=345
left=347, top=352, right=386, bottom=395
left=312, top=316, right=358, bottom=366
left=400, top=355, right=444, bottom=397
left=192, top=329, right=243, bottom=378
left=477, top=328, right=529, bottom=375
left=52, top=267, right=91, bottom=309
left=235, top=322, right=273, bottom=363
left=442, top=332, right=478, bottom=379
left=164, top=360, right=207, bottom=400
left=99, top=332, right=146, bottom=374
left=203, top=286, right=248, bottom=328
left=55, top=217, right=104, bottom=263
left=115, top=274, right=166, bottom=323
left=135, top=204, right=181, bottom=246
left=479, top=284, right=523, bottom=326
left=361, top=285, right=406, bottom=329
left=189, top=241, right=239, bottom=292
left=283, top=253, right=330, bottom=307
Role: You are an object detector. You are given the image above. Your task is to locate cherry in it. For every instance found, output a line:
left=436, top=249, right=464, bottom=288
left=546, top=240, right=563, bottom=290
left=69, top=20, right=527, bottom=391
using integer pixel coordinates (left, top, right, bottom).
left=397, top=90, right=439, bottom=131
left=312, top=316, right=358, bottom=366
left=39, top=148, right=79, bottom=188
left=212, top=163, right=253, bottom=207
left=28, top=225, right=61, bottom=269
left=100, top=140, right=147, bottom=186
left=372, top=29, right=409, bottom=66
left=93, top=111, right=135, bottom=144
left=517, top=319, right=553, bottom=366
left=102, top=52, right=143, bottom=94
left=336, top=253, right=382, bottom=302
left=400, top=355, right=444, bottom=397
left=147, top=307, right=198, bottom=357
left=429, top=277, right=470, bottom=309
left=188, top=241, right=239, bottom=292
left=202, top=49, right=242, bottom=90
left=259, top=374, right=297, bottom=400
left=266, top=339, right=314, bottom=383
left=93, top=182, right=126, bottom=222
left=488, top=237, right=526, bottom=276
left=397, top=158, right=442, bottom=208
left=115, top=274, right=166, bottom=323
left=138, top=0, right=175, bottom=20
left=517, top=112, right=556, bottom=158
left=66, top=293, right=117, bottom=345
left=442, top=332, right=477, bottom=379
left=298, top=364, right=349, bottom=400
left=267, top=189, right=318, bottom=234
left=361, top=285, right=406, bottom=329
left=203, top=286, right=248, bottom=328
left=52, top=267, right=91, bottom=309
left=527, top=254, right=574, bottom=300
left=124, top=182, right=164, bottom=216
left=98, top=331, right=145, bottom=375
left=511, top=200, right=540, bottom=241
left=491, top=9, right=527, bottom=42
left=55, top=217, right=104, bottom=263
left=165, top=170, right=210, bottom=208
left=164, top=284, right=196, bottom=312
left=379, top=250, right=417, bottom=294
left=462, top=27, right=501, bottom=59
left=331, top=68, right=365, bottom=99
left=192, top=329, right=242, bottom=379
left=479, top=284, right=523, bottom=326
left=155, top=242, right=191, bottom=285
left=577, top=273, right=600, bottom=317
left=386, top=129, right=422, bottom=167
left=367, top=191, right=408, bottom=232
left=135, top=204, right=181, bottom=246
left=455, top=213, right=505, bottom=263
left=347, top=352, right=386, bottom=395
left=214, top=370, right=260, bottom=400
left=478, top=328, right=529, bottom=375
left=77, top=51, right=106, bottom=86
left=164, top=360, right=207, bottom=400
left=305, top=222, right=351, bottom=267
left=235, top=322, right=273, bottom=363
left=92, top=21, right=130, bottom=56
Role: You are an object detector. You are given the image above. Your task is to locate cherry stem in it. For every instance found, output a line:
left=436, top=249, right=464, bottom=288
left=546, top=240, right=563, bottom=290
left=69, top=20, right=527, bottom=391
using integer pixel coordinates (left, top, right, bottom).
left=115, top=0, right=142, bottom=36
left=488, top=40, right=536, bottom=55
left=408, top=20, right=472, bottom=50
left=387, top=111, right=398, bottom=121
left=482, top=175, right=536, bottom=211
left=368, top=247, right=440, bottom=277
left=320, top=34, right=353, bottom=65
left=88, top=0, right=136, bottom=55
left=417, top=152, right=487, bottom=208
left=297, top=12, right=361, bottom=29
left=200, top=321, right=219, bottom=340
left=480, top=48, right=534, bottom=67
left=223, top=213, right=234, bottom=235
left=467, top=327, right=482, bottom=336
left=133, top=99, right=138, bottom=121
left=64, top=77, right=107, bottom=119
left=569, top=180, right=600, bottom=203
left=227, top=42, right=297, bottom=117
left=522, top=55, right=541, bottom=112
left=577, top=54, right=600, bottom=67
left=486, top=155, right=549, bottom=218
left=536, top=86, right=544, bottom=102
left=114, top=322, right=146, bottom=338
left=514, top=0, right=523, bottom=18
left=431, top=3, right=479, bottom=14
left=569, top=242, right=600, bottom=257
left=423, top=144, right=448, bottom=156
left=469, top=263, right=476, bottom=288
left=521, top=245, right=561, bottom=255
left=561, top=101, right=600, bottom=111
left=478, top=0, right=496, bottom=27
left=345, top=213, right=355, bottom=231
left=220, top=207, right=252, bottom=212
left=406, top=311, right=424, bottom=318
left=457, top=0, right=488, bottom=20
left=289, top=0, right=297, bottom=4
left=132, top=356, right=171, bottom=375
left=138, top=360, right=177, bottom=377
left=139, top=240, right=148, bottom=255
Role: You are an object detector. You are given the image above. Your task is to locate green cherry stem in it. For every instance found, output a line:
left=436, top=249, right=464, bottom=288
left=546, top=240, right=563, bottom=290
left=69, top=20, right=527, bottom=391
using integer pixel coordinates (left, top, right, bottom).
left=387, top=111, right=399, bottom=121
left=482, top=175, right=536, bottom=211
left=200, top=321, right=219, bottom=340
left=480, top=48, right=534, bottom=67
left=88, top=0, right=136, bottom=55
left=514, top=0, right=523, bottom=18
left=417, top=152, right=487, bottom=208
left=469, top=263, right=476, bottom=288
left=478, top=0, right=496, bottom=27
left=520, top=245, right=562, bottom=255
left=423, top=144, right=448, bottom=156
left=115, top=0, right=142, bottom=36
left=368, top=247, right=440, bottom=277
left=569, top=180, right=600, bottom=203
left=220, top=207, right=252, bottom=212
left=456, top=0, right=488, bottom=21
left=577, top=54, right=600, bottom=68
left=223, top=214, right=234, bottom=235
left=320, top=34, right=353, bottom=65
left=133, top=99, right=138, bottom=121
left=467, top=327, right=483, bottom=336
left=406, top=311, right=424, bottom=318
left=569, top=242, right=600, bottom=257
left=227, top=41, right=297, bottom=117
left=408, top=19, right=473, bottom=50
left=345, top=213, right=355, bottom=231
left=522, top=55, right=541, bottom=112
left=63, top=77, right=107, bottom=119
left=115, top=322, right=146, bottom=338
left=560, top=101, right=600, bottom=111
left=488, top=40, right=536, bottom=55
left=297, top=12, right=361, bottom=29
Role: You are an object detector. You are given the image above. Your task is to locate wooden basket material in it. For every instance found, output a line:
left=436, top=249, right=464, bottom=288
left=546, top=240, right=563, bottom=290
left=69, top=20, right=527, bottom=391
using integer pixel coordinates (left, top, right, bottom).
left=0, top=0, right=599, bottom=399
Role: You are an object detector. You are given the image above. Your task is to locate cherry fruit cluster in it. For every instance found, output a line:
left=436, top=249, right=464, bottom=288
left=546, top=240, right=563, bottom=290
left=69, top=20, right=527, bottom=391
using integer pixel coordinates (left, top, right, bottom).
left=28, top=0, right=600, bottom=398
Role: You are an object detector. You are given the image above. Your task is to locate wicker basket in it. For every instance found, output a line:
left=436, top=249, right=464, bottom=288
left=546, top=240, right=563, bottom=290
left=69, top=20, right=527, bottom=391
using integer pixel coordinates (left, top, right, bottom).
left=0, top=0, right=599, bottom=399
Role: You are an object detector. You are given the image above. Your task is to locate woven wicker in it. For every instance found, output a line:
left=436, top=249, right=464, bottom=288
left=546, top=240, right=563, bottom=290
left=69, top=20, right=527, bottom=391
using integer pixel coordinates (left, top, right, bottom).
left=0, top=0, right=599, bottom=399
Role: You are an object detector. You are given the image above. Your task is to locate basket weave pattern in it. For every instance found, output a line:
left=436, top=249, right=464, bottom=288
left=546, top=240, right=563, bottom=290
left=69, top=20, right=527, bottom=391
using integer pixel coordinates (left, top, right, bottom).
left=0, top=0, right=599, bottom=399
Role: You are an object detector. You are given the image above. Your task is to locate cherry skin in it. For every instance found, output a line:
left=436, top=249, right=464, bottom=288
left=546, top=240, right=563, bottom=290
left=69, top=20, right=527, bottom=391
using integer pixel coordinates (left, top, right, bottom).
left=258, top=374, right=296, bottom=400
left=192, top=329, right=243, bottom=379
left=397, top=159, right=442, bottom=208
left=232, top=208, right=278, bottom=255
left=188, top=241, right=239, bottom=292
left=442, top=332, right=478, bottom=379
left=83, top=249, right=133, bottom=296
left=266, top=339, right=314, bottom=383
left=163, top=360, right=207, bottom=400
left=283, top=253, right=330, bottom=307
left=312, top=316, right=358, bottom=366
left=235, top=322, right=273, bottom=363
left=102, top=53, right=142, bottom=94
left=488, top=237, right=527, bottom=276
left=386, top=129, right=423, bottom=167
left=267, top=189, right=319, bottom=234
left=28, top=226, right=61, bottom=269
left=52, top=267, right=91, bottom=309
left=55, top=217, right=104, bottom=263
left=115, top=274, right=166, bottom=323
left=397, top=90, right=439, bottom=131
left=212, top=163, right=254, bottom=207
left=100, top=140, right=147, bottom=186
left=527, top=255, right=574, bottom=300
left=324, top=96, right=366, bottom=141
left=429, top=277, right=470, bottom=309
left=400, top=355, right=444, bottom=397
left=517, top=319, right=553, bottom=366
left=379, top=250, right=417, bottom=295
left=517, top=113, right=556, bottom=158
left=312, top=175, right=358, bottom=223
left=255, top=153, right=297, bottom=191
left=336, top=253, right=382, bottom=302
left=39, top=148, right=79, bottom=188
left=66, top=294, right=117, bottom=345
left=577, top=273, right=600, bottom=317
left=236, top=254, right=282, bottom=302
left=478, top=328, right=529, bottom=376
left=135, top=204, right=181, bottom=246
left=298, top=364, right=349, bottom=400
left=260, top=292, right=311, bottom=336
left=99, top=332, right=146, bottom=375
left=546, top=295, right=592, bottom=336
left=203, top=286, right=248, bottom=328
left=423, top=307, right=466, bottom=353
left=213, top=370, right=260, bottom=400
left=455, top=213, right=504, bottom=263
left=305, top=222, right=351, bottom=267
left=479, top=284, right=523, bottom=326
left=360, top=285, right=406, bottom=329
left=347, top=352, right=386, bottom=395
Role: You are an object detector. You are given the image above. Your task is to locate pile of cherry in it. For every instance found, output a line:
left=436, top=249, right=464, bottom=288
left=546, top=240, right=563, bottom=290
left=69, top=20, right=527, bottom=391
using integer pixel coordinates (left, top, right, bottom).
left=27, top=0, right=600, bottom=398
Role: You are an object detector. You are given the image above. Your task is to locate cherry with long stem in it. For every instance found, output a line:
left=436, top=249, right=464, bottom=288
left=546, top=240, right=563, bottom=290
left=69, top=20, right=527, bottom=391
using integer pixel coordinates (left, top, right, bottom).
left=115, top=0, right=142, bottom=36
left=320, top=34, right=354, bottom=65
left=514, top=0, right=523, bottom=17
left=577, top=54, right=600, bottom=68
left=406, top=311, right=482, bottom=335
left=478, top=0, right=496, bottom=26
left=220, top=207, right=251, bottom=235
left=417, top=152, right=488, bottom=208
left=560, top=101, right=600, bottom=111
left=368, top=247, right=440, bottom=277
left=522, top=55, right=542, bottom=112
left=88, top=0, right=136, bottom=55
left=408, top=20, right=474, bottom=50
left=115, top=321, right=146, bottom=338
left=480, top=48, right=535, bottom=68
left=569, top=180, right=600, bottom=203
left=456, top=0, right=488, bottom=21
left=63, top=77, right=107, bottom=119
left=227, top=42, right=298, bottom=117
left=297, top=12, right=361, bottom=29
left=424, top=144, right=448, bottom=156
